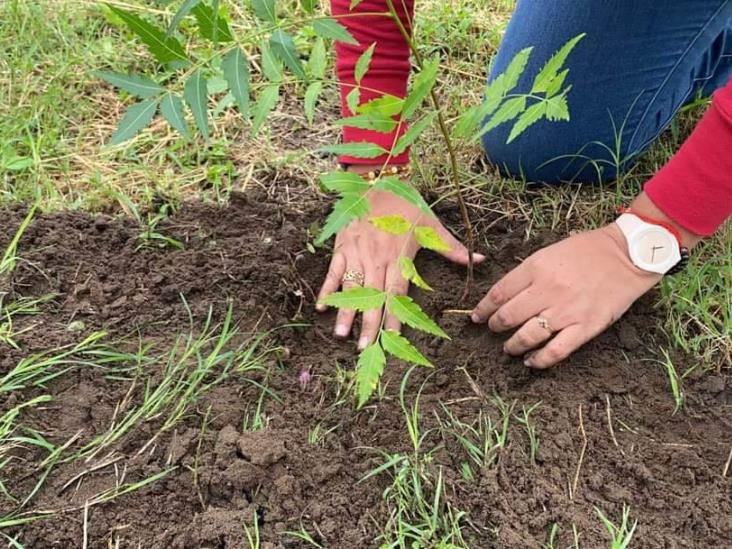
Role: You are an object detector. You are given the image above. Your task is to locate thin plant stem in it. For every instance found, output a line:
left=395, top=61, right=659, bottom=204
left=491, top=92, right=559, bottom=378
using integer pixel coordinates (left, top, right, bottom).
left=384, top=0, right=475, bottom=301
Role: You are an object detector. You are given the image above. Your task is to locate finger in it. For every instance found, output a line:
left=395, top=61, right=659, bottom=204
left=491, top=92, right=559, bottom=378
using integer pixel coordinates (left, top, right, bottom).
left=524, top=324, right=588, bottom=369
left=316, top=252, right=346, bottom=312
left=358, top=262, right=387, bottom=350
left=488, top=286, right=546, bottom=333
left=383, top=262, right=410, bottom=332
left=472, top=264, right=532, bottom=324
left=333, top=258, right=364, bottom=339
left=431, top=222, right=486, bottom=266
left=503, top=311, right=560, bottom=356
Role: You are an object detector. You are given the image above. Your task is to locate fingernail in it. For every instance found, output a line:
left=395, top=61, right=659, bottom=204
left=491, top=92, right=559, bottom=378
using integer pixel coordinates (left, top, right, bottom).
left=524, top=353, right=535, bottom=367
left=334, top=325, right=349, bottom=338
left=358, top=336, right=370, bottom=350
left=471, top=313, right=481, bottom=323
left=316, top=303, right=326, bottom=312
left=473, top=253, right=486, bottom=262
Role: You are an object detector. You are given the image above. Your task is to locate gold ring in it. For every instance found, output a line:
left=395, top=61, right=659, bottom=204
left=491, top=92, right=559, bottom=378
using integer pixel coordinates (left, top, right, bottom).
left=342, top=270, right=365, bottom=286
left=536, top=316, right=553, bottom=333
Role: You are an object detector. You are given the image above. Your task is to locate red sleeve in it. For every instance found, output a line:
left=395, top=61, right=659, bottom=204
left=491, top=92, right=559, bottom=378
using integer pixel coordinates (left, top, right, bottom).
left=644, top=78, right=732, bottom=236
left=332, top=0, right=414, bottom=166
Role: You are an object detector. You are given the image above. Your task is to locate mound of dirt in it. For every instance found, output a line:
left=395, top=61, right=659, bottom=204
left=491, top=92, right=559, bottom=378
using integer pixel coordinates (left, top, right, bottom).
left=1, top=188, right=730, bottom=548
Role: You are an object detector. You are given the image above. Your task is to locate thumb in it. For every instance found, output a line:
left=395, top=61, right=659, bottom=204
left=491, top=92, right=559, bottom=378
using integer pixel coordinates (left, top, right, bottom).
left=431, top=222, right=486, bottom=266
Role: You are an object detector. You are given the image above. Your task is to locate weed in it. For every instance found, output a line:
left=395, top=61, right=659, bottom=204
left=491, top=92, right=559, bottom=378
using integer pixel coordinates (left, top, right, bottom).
left=243, top=514, right=261, bottom=549
left=541, top=523, right=559, bottom=549
left=0, top=198, right=38, bottom=277
left=595, top=504, right=638, bottom=549
left=0, top=293, right=55, bottom=349
left=115, top=192, right=183, bottom=251
left=515, top=402, right=541, bottom=465
left=285, top=524, right=325, bottom=548
left=659, top=348, right=684, bottom=413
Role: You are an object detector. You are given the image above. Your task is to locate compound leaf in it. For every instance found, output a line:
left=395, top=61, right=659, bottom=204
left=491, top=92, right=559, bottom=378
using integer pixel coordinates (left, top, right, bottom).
left=320, top=287, right=386, bottom=311
left=319, top=170, right=371, bottom=194
left=320, top=142, right=387, bottom=159
left=476, top=96, right=526, bottom=141
left=315, top=192, right=370, bottom=244
left=531, top=33, right=585, bottom=94
left=356, top=343, right=385, bottom=408
left=94, top=71, right=164, bottom=98
left=381, top=330, right=432, bottom=367
left=355, top=42, right=376, bottom=84
left=270, top=29, right=306, bottom=80
left=387, top=295, right=449, bottom=338
left=252, top=0, right=277, bottom=23
left=183, top=70, right=209, bottom=140
left=414, top=225, right=449, bottom=252
left=109, top=98, right=158, bottom=145
left=108, top=5, right=188, bottom=66
left=313, top=17, right=358, bottom=45
left=222, top=47, right=250, bottom=118
left=369, top=214, right=411, bottom=235
left=160, top=93, right=189, bottom=137
left=372, top=176, right=432, bottom=215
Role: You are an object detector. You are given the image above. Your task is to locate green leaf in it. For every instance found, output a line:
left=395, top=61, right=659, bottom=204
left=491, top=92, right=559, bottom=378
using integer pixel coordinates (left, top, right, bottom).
left=333, top=112, right=397, bottom=133
left=260, top=42, right=283, bottom=83
left=350, top=0, right=364, bottom=7
left=414, top=225, right=449, bottom=252
left=531, top=33, right=585, bottom=94
left=301, top=0, right=317, bottom=14
left=355, top=42, right=376, bottom=84
left=251, top=83, right=280, bottom=135
left=320, top=287, right=386, bottom=311
left=372, top=176, right=432, bottom=215
left=399, top=256, right=433, bottom=291
left=109, top=98, right=158, bottom=145
left=221, top=47, right=250, bottom=118
left=507, top=100, right=547, bottom=144
left=392, top=112, right=436, bottom=156
left=346, top=87, right=360, bottom=114
left=108, top=6, right=188, bottom=67
left=183, top=70, right=208, bottom=140
left=191, top=2, right=233, bottom=42
left=476, top=96, right=526, bottom=141
left=402, top=56, right=439, bottom=119
left=160, top=93, right=189, bottom=137
left=304, top=81, right=322, bottom=125
left=315, top=192, right=370, bottom=245
left=369, top=214, right=411, bottom=235
left=313, top=17, right=358, bottom=45
left=320, top=142, right=388, bottom=159
left=388, top=295, right=449, bottom=338
left=545, top=68, right=569, bottom=97
left=545, top=93, right=570, bottom=121
left=166, top=0, right=201, bottom=37
left=307, top=38, right=327, bottom=79
left=356, top=343, right=385, bottom=408
left=252, top=0, right=276, bottom=23
left=270, top=29, right=306, bottom=80
left=381, top=330, right=432, bottom=367
left=357, top=94, right=403, bottom=117
left=3, top=156, right=34, bottom=171
left=320, top=171, right=370, bottom=194
left=93, top=71, right=164, bottom=98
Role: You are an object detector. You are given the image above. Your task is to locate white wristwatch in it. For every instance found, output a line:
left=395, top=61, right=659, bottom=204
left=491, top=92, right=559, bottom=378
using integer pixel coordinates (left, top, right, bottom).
left=615, top=213, right=686, bottom=275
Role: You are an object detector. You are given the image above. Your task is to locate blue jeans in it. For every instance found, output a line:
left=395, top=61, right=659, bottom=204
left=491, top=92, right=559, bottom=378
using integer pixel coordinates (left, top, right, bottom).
left=482, top=0, right=732, bottom=183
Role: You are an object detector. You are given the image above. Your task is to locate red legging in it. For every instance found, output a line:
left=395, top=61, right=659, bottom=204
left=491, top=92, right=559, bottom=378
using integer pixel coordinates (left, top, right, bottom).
left=332, top=0, right=414, bottom=166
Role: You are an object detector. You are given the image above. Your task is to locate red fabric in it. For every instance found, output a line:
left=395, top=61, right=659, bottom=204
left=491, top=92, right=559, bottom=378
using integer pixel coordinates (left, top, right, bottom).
left=332, top=0, right=414, bottom=165
left=645, top=78, right=732, bottom=236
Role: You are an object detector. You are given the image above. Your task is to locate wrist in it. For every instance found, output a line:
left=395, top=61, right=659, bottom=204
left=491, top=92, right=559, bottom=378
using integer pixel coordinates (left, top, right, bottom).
left=629, top=192, right=702, bottom=249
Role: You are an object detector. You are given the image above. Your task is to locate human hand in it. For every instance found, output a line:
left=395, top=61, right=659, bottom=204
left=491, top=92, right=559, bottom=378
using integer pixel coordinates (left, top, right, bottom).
left=317, top=188, right=485, bottom=350
left=471, top=224, right=661, bottom=368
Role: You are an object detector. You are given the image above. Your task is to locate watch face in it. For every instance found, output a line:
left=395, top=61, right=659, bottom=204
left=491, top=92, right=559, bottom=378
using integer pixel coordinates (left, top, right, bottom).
left=631, top=227, right=676, bottom=267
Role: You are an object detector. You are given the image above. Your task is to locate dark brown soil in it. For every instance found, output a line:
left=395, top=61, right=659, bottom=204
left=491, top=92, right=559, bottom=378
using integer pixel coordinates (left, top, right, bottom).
left=1, top=187, right=730, bottom=549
